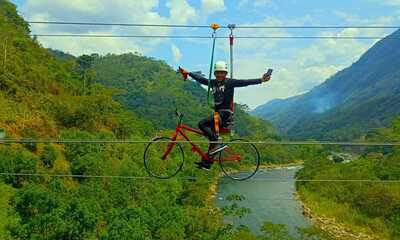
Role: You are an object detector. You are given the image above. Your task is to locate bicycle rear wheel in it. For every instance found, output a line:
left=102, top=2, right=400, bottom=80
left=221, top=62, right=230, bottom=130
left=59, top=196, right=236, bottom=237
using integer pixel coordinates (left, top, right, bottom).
left=218, top=139, right=260, bottom=181
left=144, top=137, right=184, bottom=179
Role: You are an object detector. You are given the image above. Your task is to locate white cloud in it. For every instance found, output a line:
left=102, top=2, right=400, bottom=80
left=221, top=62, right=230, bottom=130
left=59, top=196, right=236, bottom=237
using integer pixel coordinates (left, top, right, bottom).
left=238, top=0, right=248, bottom=7
left=167, top=0, right=197, bottom=24
left=254, top=0, right=272, bottom=6
left=201, top=0, right=225, bottom=14
left=303, top=65, right=341, bottom=84
left=20, top=0, right=201, bottom=56
left=370, top=0, right=400, bottom=5
left=38, top=33, right=142, bottom=56
left=171, top=44, right=182, bottom=62
left=219, top=16, right=290, bottom=56
left=238, top=0, right=272, bottom=8
left=248, top=43, right=363, bottom=107
left=234, top=62, right=304, bottom=108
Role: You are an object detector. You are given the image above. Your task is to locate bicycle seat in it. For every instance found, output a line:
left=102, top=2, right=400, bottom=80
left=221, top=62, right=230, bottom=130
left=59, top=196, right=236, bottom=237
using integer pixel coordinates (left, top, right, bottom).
left=219, top=127, right=231, bottom=134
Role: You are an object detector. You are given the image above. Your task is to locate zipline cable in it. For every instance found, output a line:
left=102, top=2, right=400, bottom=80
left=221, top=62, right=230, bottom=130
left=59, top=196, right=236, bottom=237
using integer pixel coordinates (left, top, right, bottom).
left=27, top=21, right=213, bottom=28
left=1, top=139, right=400, bottom=146
left=29, top=34, right=400, bottom=40
left=1, top=172, right=399, bottom=183
left=26, top=21, right=400, bottom=29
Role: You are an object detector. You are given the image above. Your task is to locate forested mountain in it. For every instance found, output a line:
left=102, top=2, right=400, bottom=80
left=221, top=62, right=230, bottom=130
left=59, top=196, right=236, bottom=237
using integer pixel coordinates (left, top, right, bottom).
left=253, top=29, right=400, bottom=140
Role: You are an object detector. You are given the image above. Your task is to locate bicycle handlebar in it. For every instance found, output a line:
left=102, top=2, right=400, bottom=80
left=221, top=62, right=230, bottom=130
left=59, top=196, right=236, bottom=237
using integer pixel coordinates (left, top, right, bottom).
left=175, top=109, right=184, bottom=121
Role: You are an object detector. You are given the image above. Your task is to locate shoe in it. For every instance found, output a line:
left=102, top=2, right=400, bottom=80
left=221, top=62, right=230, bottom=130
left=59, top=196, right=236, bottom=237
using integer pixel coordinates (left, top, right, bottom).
left=195, top=161, right=212, bottom=171
left=208, top=144, right=228, bottom=155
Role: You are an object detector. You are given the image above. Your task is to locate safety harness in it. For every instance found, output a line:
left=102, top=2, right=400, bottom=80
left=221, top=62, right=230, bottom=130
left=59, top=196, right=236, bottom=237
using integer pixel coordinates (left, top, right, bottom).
left=209, top=24, right=236, bottom=136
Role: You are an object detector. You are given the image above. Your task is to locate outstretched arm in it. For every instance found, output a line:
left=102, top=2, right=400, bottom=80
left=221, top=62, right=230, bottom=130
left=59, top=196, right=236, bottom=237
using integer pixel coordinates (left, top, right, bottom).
left=178, top=67, right=209, bottom=86
left=188, top=72, right=209, bottom=86
left=230, top=73, right=271, bottom=87
left=230, top=78, right=262, bottom=87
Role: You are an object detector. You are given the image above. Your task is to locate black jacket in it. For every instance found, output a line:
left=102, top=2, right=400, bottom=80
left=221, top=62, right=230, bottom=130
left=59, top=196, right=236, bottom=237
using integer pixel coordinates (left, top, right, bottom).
left=189, top=72, right=262, bottom=112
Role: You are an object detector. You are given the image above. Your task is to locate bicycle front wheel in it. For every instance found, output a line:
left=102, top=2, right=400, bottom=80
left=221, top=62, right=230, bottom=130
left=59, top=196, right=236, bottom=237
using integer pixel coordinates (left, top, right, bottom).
left=144, top=137, right=184, bottom=179
left=218, top=139, right=260, bottom=181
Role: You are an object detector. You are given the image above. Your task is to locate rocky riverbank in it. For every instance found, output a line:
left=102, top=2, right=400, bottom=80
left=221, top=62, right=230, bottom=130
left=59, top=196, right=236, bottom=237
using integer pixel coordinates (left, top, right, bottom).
left=296, top=192, right=377, bottom=240
left=259, top=161, right=304, bottom=170
left=205, top=177, right=219, bottom=205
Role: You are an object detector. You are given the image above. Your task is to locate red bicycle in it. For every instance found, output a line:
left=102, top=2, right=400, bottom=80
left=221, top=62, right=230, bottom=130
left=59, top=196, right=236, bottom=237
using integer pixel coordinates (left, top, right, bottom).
left=143, top=110, right=260, bottom=181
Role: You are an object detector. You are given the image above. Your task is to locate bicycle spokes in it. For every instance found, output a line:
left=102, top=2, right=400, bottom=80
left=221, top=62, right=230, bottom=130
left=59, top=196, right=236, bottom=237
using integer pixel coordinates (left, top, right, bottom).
left=219, top=139, right=260, bottom=181
left=144, top=137, right=185, bottom=179
left=220, top=147, right=241, bottom=162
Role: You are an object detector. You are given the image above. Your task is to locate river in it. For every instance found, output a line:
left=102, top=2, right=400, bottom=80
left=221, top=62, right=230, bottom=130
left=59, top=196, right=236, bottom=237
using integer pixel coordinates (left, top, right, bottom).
left=215, top=166, right=310, bottom=236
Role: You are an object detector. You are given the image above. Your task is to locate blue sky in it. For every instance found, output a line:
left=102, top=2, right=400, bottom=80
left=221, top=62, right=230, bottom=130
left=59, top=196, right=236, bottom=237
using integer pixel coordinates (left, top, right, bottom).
left=10, top=0, right=400, bottom=108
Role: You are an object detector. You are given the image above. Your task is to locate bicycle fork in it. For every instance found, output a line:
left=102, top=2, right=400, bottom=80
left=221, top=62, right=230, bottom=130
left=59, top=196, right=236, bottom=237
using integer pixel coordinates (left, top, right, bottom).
left=161, top=131, right=179, bottom=160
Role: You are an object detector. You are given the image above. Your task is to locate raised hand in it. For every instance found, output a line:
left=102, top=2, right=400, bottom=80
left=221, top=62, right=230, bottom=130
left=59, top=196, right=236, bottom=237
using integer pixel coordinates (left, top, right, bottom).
left=262, top=73, right=271, bottom=82
left=262, top=68, right=273, bottom=82
left=178, top=66, right=189, bottom=80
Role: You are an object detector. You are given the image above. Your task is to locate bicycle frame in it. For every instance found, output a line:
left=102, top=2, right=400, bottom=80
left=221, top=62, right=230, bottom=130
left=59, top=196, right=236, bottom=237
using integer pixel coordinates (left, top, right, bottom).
left=161, top=123, right=241, bottom=163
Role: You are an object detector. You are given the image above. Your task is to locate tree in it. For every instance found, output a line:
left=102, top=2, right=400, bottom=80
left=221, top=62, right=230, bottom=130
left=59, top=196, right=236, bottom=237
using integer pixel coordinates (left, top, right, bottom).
left=77, top=54, right=96, bottom=93
left=102, top=208, right=152, bottom=240
left=0, top=146, right=38, bottom=187
left=40, top=144, right=58, bottom=168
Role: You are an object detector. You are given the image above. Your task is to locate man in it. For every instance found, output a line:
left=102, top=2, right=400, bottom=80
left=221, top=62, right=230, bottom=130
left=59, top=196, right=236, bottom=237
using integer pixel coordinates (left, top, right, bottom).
left=179, top=61, right=271, bottom=170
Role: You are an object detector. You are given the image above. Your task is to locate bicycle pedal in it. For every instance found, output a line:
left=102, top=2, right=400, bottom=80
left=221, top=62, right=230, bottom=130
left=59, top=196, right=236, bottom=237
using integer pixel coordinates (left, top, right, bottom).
left=195, top=165, right=211, bottom=171
left=209, top=145, right=228, bottom=155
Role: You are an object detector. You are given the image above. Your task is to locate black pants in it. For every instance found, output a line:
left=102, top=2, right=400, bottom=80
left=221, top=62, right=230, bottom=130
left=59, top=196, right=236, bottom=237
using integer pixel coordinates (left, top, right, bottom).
left=198, top=114, right=221, bottom=142
left=198, top=111, right=232, bottom=153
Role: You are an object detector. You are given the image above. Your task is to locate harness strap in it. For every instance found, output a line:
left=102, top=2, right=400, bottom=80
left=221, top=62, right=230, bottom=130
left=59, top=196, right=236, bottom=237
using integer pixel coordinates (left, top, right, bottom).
left=214, top=111, right=220, bottom=136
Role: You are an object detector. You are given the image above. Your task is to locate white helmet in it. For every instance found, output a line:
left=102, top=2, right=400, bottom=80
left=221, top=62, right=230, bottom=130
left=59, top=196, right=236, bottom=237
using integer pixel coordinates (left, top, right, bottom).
left=214, top=61, right=228, bottom=73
